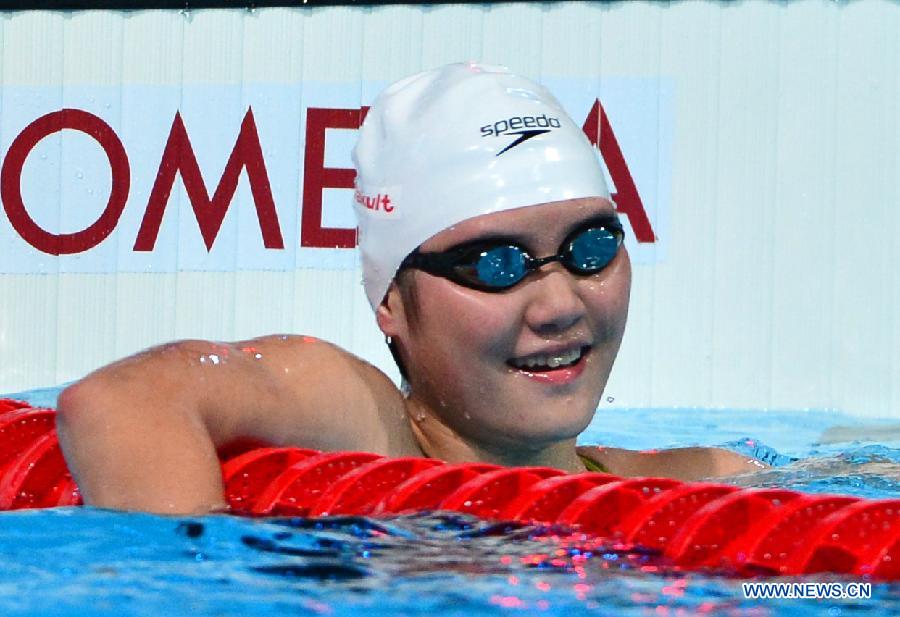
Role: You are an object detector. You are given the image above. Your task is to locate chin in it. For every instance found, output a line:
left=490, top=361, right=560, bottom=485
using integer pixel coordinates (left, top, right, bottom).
left=494, top=403, right=595, bottom=446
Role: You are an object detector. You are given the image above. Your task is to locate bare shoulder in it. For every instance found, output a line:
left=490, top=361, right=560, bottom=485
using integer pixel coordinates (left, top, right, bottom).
left=578, top=445, right=768, bottom=482
left=228, top=334, right=419, bottom=455
left=245, top=334, right=402, bottom=407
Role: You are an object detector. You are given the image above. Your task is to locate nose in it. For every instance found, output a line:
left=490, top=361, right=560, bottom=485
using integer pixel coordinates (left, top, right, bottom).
left=522, top=265, right=586, bottom=335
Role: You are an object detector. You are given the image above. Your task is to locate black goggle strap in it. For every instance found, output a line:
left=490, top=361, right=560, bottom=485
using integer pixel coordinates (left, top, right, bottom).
left=400, top=247, right=475, bottom=277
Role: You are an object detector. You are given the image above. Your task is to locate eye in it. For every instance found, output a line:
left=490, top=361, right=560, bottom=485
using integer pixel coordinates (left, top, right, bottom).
left=455, top=246, right=528, bottom=287
left=568, top=227, right=621, bottom=272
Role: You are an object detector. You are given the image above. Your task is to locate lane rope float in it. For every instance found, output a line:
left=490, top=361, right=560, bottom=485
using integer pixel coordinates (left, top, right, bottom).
left=0, top=399, right=896, bottom=580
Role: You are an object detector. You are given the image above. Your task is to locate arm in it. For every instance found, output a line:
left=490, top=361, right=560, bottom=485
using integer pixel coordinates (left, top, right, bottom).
left=56, top=335, right=416, bottom=514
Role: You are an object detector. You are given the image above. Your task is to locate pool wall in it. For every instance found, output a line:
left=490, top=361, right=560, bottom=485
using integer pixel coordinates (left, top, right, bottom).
left=0, top=1, right=897, bottom=418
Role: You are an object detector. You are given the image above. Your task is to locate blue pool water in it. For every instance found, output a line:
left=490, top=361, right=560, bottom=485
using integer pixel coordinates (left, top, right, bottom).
left=1, top=386, right=898, bottom=616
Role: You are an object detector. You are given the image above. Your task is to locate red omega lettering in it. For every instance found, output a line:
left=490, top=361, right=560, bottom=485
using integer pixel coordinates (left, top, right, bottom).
left=581, top=99, right=656, bottom=243
left=0, top=109, right=130, bottom=255
left=134, top=107, right=283, bottom=251
left=301, top=106, right=369, bottom=248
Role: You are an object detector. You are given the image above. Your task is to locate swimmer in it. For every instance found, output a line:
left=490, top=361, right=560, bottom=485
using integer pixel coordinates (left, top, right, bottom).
left=56, top=63, right=765, bottom=514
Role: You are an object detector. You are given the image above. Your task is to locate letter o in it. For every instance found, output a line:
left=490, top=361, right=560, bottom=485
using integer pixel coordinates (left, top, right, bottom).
left=1, top=108, right=130, bottom=255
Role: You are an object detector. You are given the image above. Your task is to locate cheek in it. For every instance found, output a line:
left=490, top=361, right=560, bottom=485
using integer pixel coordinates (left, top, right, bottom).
left=581, top=253, right=632, bottom=336
left=414, top=277, right=521, bottom=355
left=405, top=281, right=518, bottom=416
left=611, top=251, right=633, bottom=312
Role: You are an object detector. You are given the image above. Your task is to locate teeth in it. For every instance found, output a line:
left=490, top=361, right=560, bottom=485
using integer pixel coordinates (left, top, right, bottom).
left=512, top=347, right=584, bottom=370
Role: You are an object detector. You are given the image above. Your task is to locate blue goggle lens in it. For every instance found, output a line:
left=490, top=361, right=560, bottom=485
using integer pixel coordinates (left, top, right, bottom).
left=568, top=227, right=621, bottom=273
left=475, top=247, right=529, bottom=287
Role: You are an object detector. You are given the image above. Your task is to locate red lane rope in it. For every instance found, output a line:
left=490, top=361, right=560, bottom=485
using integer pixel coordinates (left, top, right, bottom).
left=557, top=477, right=683, bottom=535
left=221, top=447, right=320, bottom=513
left=0, top=407, right=56, bottom=479
left=663, top=488, right=803, bottom=568
left=373, top=462, right=500, bottom=514
left=439, top=467, right=564, bottom=519
left=0, top=398, right=897, bottom=579
left=246, top=451, right=383, bottom=516
left=0, top=399, right=30, bottom=413
left=308, top=457, right=443, bottom=517
left=502, top=472, right=617, bottom=523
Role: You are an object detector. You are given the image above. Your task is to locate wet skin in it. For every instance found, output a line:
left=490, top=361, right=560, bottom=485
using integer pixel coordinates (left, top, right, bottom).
left=377, top=197, right=630, bottom=473
left=56, top=197, right=765, bottom=514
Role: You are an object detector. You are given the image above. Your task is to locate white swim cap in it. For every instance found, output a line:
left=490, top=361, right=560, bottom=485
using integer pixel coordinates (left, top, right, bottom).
left=352, top=62, right=610, bottom=310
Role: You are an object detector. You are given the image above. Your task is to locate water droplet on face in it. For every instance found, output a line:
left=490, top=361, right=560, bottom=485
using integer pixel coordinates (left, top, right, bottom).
left=463, top=412, right=471, bottom=420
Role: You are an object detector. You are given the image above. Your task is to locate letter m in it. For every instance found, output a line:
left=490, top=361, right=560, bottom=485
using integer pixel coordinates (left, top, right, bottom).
left=134, top=108, right=283, bottom=251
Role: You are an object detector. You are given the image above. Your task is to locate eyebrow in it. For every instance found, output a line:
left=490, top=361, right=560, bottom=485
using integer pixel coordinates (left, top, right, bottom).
left=563, top=212, right=622, bottom=237
left=449, top=211, right=622, bottom=251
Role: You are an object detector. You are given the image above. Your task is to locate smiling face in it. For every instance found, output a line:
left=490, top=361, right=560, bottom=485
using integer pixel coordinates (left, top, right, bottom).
left=377, top=197, right=631, bottom=457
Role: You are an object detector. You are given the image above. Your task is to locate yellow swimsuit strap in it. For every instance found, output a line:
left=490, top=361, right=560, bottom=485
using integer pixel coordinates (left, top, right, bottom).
left=577, top=452, right=609, bottom=473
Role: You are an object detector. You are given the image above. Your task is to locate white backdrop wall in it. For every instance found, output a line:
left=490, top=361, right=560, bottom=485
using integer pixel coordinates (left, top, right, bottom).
left=0, top=1, right=897, bottom=419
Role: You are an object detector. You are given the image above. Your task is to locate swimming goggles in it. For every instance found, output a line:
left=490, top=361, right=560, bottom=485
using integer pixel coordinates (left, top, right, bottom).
left=399, top=216, right=625, bottom=292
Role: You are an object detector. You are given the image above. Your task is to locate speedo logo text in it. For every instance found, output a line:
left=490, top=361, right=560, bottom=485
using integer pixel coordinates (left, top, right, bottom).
left=480, top=114, right=562, bottom=156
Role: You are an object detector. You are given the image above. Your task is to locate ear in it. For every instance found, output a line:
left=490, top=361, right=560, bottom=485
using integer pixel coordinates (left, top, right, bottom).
left=375, top=280, right=408, bottom=339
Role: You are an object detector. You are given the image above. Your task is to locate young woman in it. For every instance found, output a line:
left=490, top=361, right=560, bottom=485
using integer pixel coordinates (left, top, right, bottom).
left=56, top=63, right=764, bottom=514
